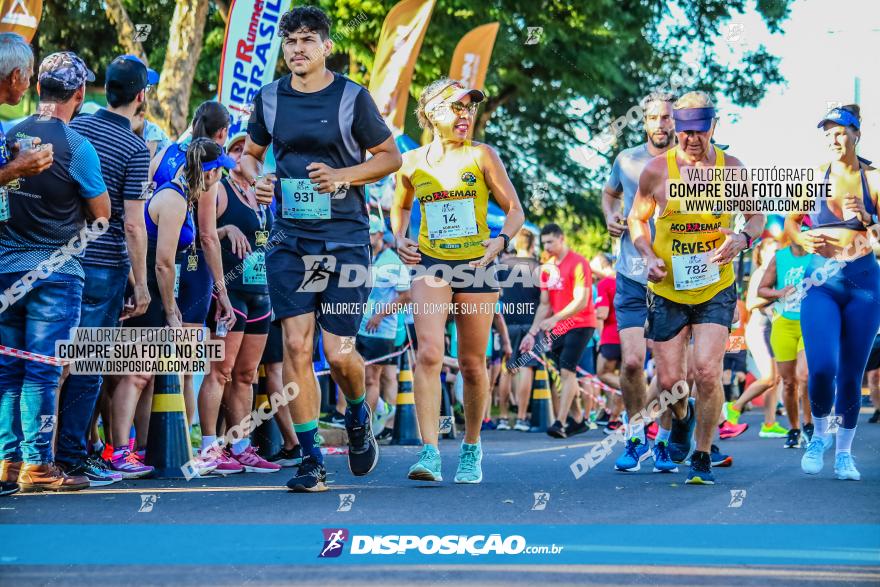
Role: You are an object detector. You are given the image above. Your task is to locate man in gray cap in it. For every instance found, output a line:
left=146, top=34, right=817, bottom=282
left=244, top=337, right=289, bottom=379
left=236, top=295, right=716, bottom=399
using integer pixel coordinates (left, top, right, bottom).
left=0, top=51, right=110, bottom=494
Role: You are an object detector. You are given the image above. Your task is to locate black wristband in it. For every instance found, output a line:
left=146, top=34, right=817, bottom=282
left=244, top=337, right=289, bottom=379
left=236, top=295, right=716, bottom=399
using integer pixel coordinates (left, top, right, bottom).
left=738, top=231, right=753, bottom=249
left=499, top=232, right=511, bottom=250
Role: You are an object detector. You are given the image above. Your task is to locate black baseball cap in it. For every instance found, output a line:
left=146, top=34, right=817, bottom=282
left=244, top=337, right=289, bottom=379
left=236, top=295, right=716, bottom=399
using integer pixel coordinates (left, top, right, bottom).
left=106, top=54, right=160, bottom=94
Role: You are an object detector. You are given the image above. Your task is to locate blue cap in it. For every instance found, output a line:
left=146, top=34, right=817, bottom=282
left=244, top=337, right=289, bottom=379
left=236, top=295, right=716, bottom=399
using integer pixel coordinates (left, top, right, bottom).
left=39, top=51, right=95, bottom=90
left=673, top=107, right=716, bottom=132
left=201, top=149, right=236, bottom=172
left=817, top=107, right=860, bottom=130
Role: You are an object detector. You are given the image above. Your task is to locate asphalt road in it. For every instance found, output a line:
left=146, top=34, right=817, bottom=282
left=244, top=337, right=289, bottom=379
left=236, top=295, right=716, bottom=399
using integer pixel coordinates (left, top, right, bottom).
left=1, top=408, right=879, bottom=585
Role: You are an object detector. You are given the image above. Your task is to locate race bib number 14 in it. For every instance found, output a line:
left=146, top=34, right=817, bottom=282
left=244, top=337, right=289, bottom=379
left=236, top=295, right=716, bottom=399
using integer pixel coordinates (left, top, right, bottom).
left=671, top=251, right=719, bottom=290
left=424, top=199, right=478, bottom=240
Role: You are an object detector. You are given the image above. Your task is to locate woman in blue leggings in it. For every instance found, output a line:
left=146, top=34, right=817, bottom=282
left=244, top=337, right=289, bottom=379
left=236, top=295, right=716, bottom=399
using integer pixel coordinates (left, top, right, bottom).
left=786, top=104, right=880, bottom=481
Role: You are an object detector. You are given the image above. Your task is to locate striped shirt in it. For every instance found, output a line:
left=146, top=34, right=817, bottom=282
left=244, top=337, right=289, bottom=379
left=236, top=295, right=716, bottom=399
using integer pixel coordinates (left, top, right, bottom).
left=70, top=108, right=150, bottom=268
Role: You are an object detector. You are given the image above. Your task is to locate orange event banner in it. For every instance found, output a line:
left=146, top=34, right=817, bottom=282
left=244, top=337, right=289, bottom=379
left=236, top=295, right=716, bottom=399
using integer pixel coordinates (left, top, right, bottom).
left=368, top=0, right=435, bottom=132
left=449, top=22, right=499, bottom=92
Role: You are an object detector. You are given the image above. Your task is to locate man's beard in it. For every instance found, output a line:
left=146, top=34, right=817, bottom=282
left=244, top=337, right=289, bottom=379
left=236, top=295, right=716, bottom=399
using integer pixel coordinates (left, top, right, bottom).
left=649, top=131, right=673, bottom=149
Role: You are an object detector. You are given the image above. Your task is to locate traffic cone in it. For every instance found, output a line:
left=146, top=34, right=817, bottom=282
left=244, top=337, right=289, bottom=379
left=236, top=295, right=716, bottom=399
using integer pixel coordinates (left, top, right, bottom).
left=528, top=366, right=554, bottom=432
left=251, top=364, right=282, bottom=457
left=145, top=373, right=193, bottom=478
left=391, top=349, right=421, bottom=445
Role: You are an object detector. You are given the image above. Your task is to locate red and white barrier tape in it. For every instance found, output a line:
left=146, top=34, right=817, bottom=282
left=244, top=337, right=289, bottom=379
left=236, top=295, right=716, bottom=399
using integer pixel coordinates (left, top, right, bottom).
left=314, top=342, right=411, bottom=377
left=0, top=344, right=67, bottom=366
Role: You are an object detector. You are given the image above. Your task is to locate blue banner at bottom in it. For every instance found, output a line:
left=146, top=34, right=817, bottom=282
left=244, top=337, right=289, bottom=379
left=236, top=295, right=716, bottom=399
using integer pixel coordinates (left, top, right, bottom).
left=1, top=525, right=878, bottom=565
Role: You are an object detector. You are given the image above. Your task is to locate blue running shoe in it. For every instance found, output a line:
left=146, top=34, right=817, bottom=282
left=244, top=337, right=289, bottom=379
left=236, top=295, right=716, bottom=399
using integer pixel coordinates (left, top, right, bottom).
left=669, top=397, right=696, bottom=462
left=834, top=453, right=860, bottom=481
left=454, top=442, right=483, bottom=484
left=685, top=450, right=715, bottom=485
left=801, top=436, right=831, bottom=475
left=652, top=441, right=679, bottom=473
left=408, top=444, right=442, bottom=482
left=615, top=437, right=649, bottom=471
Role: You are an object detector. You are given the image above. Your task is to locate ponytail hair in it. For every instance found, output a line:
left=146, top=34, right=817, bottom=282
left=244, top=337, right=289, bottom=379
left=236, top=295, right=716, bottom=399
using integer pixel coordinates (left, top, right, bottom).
left=191, top=101, right=230, bottom=140
left=184, top=138, right=221, bottom=205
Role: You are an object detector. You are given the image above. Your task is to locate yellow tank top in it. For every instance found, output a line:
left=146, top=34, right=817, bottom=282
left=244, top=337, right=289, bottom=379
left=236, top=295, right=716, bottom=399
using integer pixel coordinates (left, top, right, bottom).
left=649, top=147, right=734, bottom=304
left=411, top=142, right=491, bottom=260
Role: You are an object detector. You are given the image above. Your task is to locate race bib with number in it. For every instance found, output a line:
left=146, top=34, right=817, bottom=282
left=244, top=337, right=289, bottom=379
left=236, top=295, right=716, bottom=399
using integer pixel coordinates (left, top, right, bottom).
left=0, top=189, right=8, bottom=221
left=174, top=263, right=181, bottom=297
left=281, top=178, right=330, bottom=220
left=243, top=252, right=267, bottom=285
left=671, top=251, right=720, bottom=290
left=424, top=198, right=478, bottom=240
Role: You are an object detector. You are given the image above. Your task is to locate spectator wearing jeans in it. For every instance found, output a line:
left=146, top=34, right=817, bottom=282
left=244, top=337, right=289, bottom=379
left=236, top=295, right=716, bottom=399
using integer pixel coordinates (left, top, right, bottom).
left=0, top=33, right=55, bottom=497
left=55, top=55, right=156, bottom=486
left=0, top=51, right=110, bottom=493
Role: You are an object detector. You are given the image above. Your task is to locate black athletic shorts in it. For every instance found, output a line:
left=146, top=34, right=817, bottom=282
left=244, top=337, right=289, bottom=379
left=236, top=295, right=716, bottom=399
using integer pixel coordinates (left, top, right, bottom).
left=356, top=335, right=396, bottom=365
left=208, top=290, right=271, bottom=335
left=723, top=350, right=747, bottom=373
left=548, top=326, right=595, bottom=372
left=413, top=252, right=500, bottom=294
left=507, top=323, right=539, bottom=368
left=599, top=343, right=621, bottom=361
left=266, top=235, right=371, bottom=337
left=646, top=285, right=737, bottom=343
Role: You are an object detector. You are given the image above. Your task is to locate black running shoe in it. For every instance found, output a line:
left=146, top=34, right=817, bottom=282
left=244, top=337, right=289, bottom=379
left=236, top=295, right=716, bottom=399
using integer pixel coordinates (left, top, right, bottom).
left=0, top=481, right=18, bottom=497
left=685, top=450, right=715, bottom=485
left=595, top=410, right=610, bottom=426
left=784, top=428, right=802, bottom=449
left=60, top=459, right=117, bottom=487
left=547, top=420, right=567, bottom=439
left=320, top=410, right=346, bottom=429
left=286, top=456, right=328, bottom=492
left=376, top=427, right=393, bottom=442
left=346, top=403, right=379, bottom=476
left=803, top=422, right=814, bottom=442
left=268, top=446, right=303, bottom=467
left=869, top=410, right=880, bottom=424
left=565, top=417, right=588, bottom=436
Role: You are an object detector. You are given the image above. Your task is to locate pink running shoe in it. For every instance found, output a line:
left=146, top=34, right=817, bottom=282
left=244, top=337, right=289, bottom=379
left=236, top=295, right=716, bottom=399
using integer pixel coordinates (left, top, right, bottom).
left=646, top=422, right=659, bottom=441
left=203, top=445, right=244, bottom=475
left=109, top=450, right=154, bottom=479
left=232, top=446, right=282, bottom=473
left=719, top=420, right=749, bottom=440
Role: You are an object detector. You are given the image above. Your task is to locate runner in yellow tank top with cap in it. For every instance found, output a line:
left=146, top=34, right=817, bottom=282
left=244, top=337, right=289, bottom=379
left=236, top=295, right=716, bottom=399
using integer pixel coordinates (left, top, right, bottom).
left=628, top=91, right=765, bottom=485
left=392, top=78, right=525, bottom=485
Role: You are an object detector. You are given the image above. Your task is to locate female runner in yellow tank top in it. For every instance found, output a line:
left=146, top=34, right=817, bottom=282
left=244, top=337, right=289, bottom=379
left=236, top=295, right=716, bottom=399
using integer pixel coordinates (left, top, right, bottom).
left=392, top=79, right=524, bottom=484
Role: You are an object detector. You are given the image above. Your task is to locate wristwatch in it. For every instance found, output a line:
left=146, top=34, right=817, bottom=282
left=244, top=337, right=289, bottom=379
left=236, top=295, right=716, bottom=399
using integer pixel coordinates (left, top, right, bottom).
left=737, top=231, right=753, bottom=249
left=499, top=232, right=511, bottom=250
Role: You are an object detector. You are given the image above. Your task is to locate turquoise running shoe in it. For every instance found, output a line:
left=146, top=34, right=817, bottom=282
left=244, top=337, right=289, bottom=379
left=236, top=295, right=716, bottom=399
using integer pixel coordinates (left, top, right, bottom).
left=834, top=453, right=861, bottom=481
left=801, top=436, right=831, bottom=475
left=454, top=442, right=483, bottom=484
left=408, top=444, right=442, bottom=482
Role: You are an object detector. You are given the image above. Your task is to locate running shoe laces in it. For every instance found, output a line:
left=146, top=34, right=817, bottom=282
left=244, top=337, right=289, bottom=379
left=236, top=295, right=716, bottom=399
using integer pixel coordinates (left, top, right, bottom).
left=459, top=446, right=478, bottom=472
left=624, top=438, right=642, bottom=460
left=654, top=441, right=671, bottom=463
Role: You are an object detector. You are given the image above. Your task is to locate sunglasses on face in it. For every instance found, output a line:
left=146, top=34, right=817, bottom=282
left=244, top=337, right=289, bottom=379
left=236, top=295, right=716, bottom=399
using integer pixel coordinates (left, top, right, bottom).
left=432, top=100, right=479, bottom=116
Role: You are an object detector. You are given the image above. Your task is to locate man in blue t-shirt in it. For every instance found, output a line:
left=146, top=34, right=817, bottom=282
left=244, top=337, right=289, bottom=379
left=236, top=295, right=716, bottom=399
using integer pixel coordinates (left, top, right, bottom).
left=239, top=6, right=402, bottom=492
left=0, top=33, right=56, bottom=498
left=0, top=51, right=110, bottom=493
left=57, top=54, right=156, bottom=487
